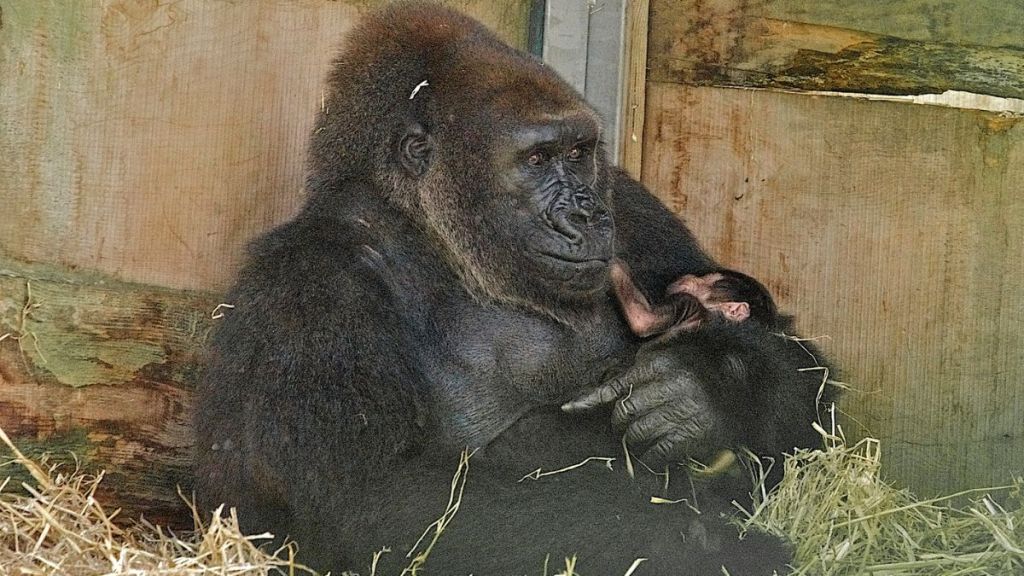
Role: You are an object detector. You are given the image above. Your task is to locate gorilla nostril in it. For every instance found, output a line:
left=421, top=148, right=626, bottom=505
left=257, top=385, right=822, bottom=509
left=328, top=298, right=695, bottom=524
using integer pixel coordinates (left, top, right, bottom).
left=550, top=212, right=585, bottom=243
left=567, top=211, right=588, bottom=227
left=575, top=195, right=596, bottom=216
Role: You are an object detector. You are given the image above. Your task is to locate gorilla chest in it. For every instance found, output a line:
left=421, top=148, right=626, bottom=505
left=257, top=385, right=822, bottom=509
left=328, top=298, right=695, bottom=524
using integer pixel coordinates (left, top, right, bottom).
left=419, top=301, right=629, bottom=448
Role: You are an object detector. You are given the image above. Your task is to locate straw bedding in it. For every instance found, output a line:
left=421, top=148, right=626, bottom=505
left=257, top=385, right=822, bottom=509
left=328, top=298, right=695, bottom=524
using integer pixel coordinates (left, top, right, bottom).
left=1, top=424, right=1021, bottom=575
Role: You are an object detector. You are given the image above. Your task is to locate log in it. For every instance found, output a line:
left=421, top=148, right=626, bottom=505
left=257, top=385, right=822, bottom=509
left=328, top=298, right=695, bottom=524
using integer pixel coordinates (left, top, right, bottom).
left=0, top=256, right=220, bottom=528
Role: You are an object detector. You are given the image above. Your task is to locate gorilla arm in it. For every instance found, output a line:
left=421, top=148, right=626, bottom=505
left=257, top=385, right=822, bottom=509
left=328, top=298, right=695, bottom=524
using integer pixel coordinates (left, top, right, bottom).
left=193, top=200, right=788, bottom=575
left=564, top=168, right=833, bottom=469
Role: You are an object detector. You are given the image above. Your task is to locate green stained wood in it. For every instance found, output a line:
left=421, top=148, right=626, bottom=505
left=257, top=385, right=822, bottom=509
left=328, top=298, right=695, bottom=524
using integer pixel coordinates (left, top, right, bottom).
left=0, top=255, right=220, bottom=527
left=648, top=0, right=1024, bottom=101
left=764, top=0, right=1024, bottom=49
left=1, top=257, right=216, bottom=388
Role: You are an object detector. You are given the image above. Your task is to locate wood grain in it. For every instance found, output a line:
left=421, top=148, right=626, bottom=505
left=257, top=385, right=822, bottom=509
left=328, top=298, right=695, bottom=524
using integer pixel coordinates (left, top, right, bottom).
left=0, top=256, right=220, bottom=527
left=761, top=0, right=1024, bottom=49
left=647, top=0, right=1024, bottom=100
left=641, top=82, right=1024, bottom=497
left=618, top=0, right=649, bottom=180
left=0, top=0, right=531, bottom=292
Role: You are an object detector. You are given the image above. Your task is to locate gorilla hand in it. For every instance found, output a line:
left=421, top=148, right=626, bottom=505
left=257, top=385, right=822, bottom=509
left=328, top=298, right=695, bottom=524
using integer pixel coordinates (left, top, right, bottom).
left=561, top=341, right=734, bottom=467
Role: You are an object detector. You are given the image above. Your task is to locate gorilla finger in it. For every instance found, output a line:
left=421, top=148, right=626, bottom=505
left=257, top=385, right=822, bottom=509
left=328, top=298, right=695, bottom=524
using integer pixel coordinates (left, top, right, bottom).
left=641, top=420, right=708, bottom=466
left=610, top=379, right=701, bottom=430
left=561, top=377, right=633, bottom=412
left=622, top=410, right=680, bottom=446
left=563, top=354, right=676, bottom=413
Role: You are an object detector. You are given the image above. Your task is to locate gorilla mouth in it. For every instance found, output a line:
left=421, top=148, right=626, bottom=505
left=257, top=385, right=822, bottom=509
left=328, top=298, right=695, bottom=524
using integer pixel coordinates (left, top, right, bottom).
left=536, top=251, right=610, bottom=267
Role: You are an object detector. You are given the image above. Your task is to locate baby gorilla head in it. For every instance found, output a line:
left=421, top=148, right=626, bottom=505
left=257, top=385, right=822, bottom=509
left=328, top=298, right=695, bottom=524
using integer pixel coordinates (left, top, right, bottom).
left=610, top=259, right=779, bottom=339
left=667, top=269, right=778, bottom=328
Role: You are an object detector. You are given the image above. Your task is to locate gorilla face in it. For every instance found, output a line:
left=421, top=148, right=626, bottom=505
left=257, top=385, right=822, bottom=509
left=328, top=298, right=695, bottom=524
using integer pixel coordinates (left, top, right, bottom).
left=357, top=14, right=616, bottom=310
left=401, top=104, right=614, bottom=308
left=497, top=115, right=614, bottom=297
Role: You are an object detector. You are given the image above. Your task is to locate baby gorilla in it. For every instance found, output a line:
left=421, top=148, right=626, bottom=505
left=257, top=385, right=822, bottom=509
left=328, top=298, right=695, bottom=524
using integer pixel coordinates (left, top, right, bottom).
left=610, top=259, right=779, bottom=340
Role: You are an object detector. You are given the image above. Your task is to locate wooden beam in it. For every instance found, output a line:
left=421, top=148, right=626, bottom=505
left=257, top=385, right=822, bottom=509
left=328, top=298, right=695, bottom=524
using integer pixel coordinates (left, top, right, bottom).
left=648, top=0, right=1024, bottom=100
left=618, top=0, right=649, bottom=180
left=755, top=0, right=1024, bottom=50
left=0, top=257, right=220, bottom=528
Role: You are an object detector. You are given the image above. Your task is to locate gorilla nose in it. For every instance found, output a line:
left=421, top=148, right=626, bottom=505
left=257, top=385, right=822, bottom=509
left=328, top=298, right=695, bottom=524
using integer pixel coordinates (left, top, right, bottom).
left=573, top=194, right=597, bottom=220
left=551, top=195, right=607, bottom=243
left=552, top=211, right=586, bottom=243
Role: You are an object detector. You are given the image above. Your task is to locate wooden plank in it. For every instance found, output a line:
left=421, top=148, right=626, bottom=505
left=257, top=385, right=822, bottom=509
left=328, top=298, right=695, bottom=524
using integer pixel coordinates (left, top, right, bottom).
left=762, top=0, right=1024, bottom=49
left=641, top=82, right=1024, bottom=497
left=618, top=0, right=649, bottom=180
left=0, top=0, right=531, bottom=293
left=647, top=0, right=1024, bottom=100
left=0, top=256, right=220, bottom=527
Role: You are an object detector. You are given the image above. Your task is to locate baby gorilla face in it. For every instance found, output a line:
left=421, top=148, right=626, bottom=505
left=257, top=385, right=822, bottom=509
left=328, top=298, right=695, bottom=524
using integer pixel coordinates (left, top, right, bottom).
left=670, top=269, right=779, bottom=329
left=666, top=273, right=751, bottom=323
left=611, top=260, right=778, bottom=339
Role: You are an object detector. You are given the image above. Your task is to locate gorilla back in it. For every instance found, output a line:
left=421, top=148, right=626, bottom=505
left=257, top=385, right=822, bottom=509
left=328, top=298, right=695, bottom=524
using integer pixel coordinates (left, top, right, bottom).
left=195, top=3, right=830, bottom=574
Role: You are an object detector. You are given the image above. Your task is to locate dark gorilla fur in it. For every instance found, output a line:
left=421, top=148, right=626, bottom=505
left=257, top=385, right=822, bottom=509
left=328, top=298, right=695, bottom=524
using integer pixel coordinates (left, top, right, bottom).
left=195, top=3, right=836, bottom=574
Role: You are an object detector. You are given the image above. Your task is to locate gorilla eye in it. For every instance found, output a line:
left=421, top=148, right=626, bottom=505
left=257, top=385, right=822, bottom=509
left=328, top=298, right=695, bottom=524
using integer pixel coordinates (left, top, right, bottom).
left=527, top=151, right=547, bottom=166
left=567, top=147, right=583, bottom=160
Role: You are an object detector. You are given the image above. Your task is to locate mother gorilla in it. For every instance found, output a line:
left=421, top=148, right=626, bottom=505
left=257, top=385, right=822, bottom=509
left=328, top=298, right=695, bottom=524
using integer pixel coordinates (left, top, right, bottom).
left=195, top=2, right=833, bottom=574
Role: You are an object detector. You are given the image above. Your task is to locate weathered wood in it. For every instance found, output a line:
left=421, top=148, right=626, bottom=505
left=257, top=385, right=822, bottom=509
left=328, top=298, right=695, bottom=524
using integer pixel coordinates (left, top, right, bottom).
left=761, top=0, right=1024, bottom=49
left=0, top=256, right=221, bottom=527
left=618, top=0, right=649, bottom=180
left=0, top=0, right=531, bottom=293
left=647, top=0, right=1024, bottom=100
left=641, top=81, right=1024, bottom=497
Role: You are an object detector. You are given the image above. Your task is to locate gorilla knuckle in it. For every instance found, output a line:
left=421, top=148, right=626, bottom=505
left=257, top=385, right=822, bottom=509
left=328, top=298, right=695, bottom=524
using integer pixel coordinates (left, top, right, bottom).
left=623, top=423, right=647, bottom=445
left=612, top=398, right=639, bottom=428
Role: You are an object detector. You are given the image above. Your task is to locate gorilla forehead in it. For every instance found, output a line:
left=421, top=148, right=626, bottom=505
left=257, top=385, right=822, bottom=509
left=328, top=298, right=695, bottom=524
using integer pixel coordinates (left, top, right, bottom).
left=508, top=114, right=601, bottom=149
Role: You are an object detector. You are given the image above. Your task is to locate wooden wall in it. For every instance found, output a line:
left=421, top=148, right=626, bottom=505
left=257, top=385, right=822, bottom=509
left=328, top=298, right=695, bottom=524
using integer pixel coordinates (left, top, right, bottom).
left=0, top=0, right=531, bottom=527
left=0, top=0, right=531, bottom=292
left=2, top=0, right=1022, bottom=520
left=641, top=0, right=1024, bottom=497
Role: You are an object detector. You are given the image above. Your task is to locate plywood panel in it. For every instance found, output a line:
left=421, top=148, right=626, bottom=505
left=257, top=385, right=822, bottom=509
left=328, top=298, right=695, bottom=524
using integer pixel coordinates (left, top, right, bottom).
left=0, top=0, right=531, bottom=291
left=641, top=82, right=1024, bottom=497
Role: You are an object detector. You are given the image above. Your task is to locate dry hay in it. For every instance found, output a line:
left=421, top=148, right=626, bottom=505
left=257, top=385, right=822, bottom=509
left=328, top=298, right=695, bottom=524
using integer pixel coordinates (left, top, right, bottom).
left=1, top=420, right=1022, bottom=576
left=742, top=429, right=1024, bottom=575
left=0, top=426, right=313, bottom=576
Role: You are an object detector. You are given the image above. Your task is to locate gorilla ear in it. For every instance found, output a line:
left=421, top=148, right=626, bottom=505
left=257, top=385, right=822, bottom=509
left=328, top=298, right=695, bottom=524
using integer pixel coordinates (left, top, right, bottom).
left=718, top=301, right=750, bottom=323
left=399, top=123, right=433, bottom=177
